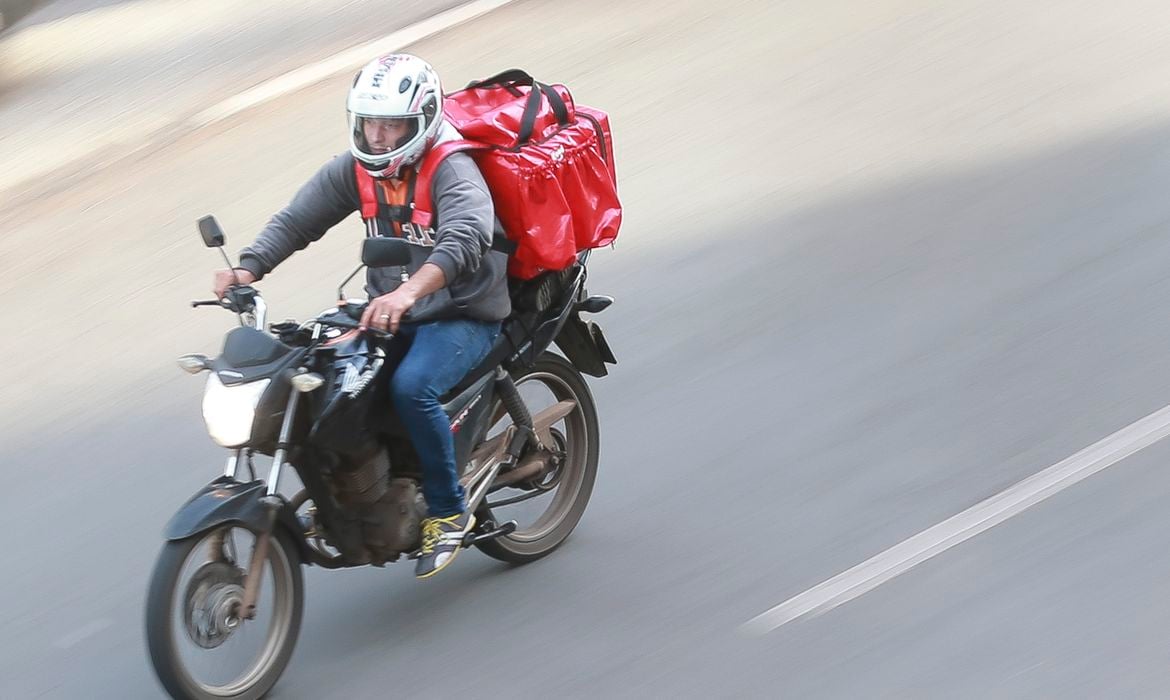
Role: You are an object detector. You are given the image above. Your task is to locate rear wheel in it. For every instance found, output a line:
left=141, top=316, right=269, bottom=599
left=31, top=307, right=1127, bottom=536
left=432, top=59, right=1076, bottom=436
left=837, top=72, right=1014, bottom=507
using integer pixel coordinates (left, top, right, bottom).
left=145, top=525, right=303, bottom=700
left=475, top=353, right=600, bottom=564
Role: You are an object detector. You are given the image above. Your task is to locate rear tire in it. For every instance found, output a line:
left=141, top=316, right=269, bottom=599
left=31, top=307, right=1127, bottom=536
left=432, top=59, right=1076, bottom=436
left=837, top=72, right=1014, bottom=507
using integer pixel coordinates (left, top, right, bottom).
left=475, top=353, right=600, bottom=564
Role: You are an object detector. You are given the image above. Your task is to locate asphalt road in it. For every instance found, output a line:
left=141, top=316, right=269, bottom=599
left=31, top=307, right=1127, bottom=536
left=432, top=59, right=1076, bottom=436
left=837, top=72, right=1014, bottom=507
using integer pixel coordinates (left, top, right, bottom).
left=0, top=0, right=467, bottom=193
left=5, top=0, right=1170, bottom=697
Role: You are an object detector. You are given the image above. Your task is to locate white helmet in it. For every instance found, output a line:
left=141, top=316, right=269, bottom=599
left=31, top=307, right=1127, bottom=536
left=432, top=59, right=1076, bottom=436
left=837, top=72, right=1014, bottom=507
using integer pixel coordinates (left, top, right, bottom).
left=347, top=53, right=444, bottom=178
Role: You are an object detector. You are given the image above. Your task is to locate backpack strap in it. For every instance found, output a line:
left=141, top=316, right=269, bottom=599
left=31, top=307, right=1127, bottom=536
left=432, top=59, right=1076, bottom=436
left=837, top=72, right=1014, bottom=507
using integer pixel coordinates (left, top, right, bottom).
left=411, top=139, right=485, bottom=228
left=355, top=160, right=416, bottom=239
left=357, top=141, right=518, bottom=255
left=413, top=139, right=518, bottom=255
left=376, top=170, right=416, bottom=224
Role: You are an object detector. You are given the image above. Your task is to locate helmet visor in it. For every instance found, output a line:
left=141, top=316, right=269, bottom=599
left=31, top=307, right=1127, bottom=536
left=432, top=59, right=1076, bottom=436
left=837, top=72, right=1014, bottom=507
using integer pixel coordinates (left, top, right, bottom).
left=352, top=115, right=421, bottom=158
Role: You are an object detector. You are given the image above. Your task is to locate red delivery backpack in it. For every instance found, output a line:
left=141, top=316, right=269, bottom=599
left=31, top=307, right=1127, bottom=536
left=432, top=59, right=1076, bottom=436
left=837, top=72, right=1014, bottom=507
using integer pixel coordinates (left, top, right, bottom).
left=412, top=70, right=622, bottom=279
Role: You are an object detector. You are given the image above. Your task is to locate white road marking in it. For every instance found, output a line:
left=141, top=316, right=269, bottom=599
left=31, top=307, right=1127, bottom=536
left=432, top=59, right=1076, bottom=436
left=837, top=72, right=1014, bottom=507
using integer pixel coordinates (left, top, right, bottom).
left=742, top=403, right=1170, bottom=635
left=188, top=0, right=519, bottom=128
left=54, top=618, right=113, bottom=649
left=1, top=0, right=518, bottom=196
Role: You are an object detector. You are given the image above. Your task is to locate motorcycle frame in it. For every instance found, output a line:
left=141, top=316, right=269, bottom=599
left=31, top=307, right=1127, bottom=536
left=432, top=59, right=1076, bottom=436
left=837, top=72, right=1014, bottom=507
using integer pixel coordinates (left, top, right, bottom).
left=164, top=258, right=610, bottom=572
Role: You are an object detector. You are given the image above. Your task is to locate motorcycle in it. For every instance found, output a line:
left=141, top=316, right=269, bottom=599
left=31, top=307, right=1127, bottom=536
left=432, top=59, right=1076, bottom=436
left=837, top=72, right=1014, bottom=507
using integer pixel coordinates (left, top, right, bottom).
left=144, top=215, right=616, bottom=700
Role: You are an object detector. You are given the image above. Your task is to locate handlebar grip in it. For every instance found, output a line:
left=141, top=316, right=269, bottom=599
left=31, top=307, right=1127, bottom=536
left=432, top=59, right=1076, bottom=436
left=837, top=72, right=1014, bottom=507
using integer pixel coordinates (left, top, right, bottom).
left=192, top=286, right=258, bottom=314
left=322, top=315, right=392, bottom=339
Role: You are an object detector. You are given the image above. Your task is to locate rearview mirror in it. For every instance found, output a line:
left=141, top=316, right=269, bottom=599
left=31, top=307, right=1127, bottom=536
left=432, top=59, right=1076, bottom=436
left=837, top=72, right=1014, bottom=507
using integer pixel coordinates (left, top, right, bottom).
left=362, top=237, right=412, bottom=268
left=198, top=215, right=226, bottom=248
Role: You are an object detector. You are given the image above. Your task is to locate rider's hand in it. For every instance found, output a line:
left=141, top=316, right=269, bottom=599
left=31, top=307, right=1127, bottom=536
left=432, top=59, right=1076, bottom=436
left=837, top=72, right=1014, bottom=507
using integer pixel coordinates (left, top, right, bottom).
left=360, top=288, right=418, bottom=334
left=213, top=268, right=257, bottom=299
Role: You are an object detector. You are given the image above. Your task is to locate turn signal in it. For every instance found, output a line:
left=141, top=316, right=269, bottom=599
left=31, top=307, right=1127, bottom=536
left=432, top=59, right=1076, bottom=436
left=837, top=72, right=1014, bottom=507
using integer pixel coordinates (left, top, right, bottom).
left=177, top=354, right=210, bottom=374
left=291, top=372, right=325, bottom=393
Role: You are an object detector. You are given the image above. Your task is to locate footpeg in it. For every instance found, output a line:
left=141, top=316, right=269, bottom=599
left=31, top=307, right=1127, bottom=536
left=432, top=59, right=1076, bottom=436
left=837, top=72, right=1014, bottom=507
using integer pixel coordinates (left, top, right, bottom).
left=463, top=520, right=517, bottom=547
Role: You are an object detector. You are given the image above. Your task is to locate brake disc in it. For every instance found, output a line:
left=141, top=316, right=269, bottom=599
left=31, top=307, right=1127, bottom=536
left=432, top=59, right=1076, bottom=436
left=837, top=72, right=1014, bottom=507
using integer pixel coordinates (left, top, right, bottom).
left=183, top=561, right=246, bottom=649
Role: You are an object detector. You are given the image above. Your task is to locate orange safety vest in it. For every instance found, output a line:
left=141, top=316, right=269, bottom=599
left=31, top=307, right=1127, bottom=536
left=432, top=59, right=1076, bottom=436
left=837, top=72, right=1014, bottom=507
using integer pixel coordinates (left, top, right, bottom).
left=354, top=162, right=438, bottom=247
left=353, top=146, right=516, bottom=254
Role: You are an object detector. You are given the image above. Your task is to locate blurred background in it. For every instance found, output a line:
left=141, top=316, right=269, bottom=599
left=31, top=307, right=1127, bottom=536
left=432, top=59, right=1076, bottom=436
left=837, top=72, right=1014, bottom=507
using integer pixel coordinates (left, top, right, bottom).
left=5, top=0, right=1170, bottom=696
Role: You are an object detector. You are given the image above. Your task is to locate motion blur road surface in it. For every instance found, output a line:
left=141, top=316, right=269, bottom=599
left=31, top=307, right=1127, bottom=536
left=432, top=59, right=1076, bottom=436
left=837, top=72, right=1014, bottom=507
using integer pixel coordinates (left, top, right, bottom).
left=0, top=0, right=468, bottom=192
left=5, top=0, right=1170, bottom=697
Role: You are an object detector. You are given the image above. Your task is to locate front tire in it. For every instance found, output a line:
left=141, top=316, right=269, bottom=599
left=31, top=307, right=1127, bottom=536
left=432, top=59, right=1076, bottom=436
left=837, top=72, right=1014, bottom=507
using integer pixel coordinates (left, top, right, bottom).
left=475, top=352, right=600, bottom=564
left=145, top=525, right=304, bottom=700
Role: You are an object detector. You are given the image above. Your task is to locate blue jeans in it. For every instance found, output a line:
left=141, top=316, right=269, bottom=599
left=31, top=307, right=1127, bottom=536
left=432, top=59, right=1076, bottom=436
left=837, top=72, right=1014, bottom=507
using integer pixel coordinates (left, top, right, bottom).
left=389, top=318, right=501, bottom=518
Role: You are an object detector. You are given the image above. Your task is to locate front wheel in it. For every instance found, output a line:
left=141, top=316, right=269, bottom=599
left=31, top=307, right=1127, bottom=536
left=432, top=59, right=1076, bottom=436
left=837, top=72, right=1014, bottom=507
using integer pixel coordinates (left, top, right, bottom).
left=475, top=352, right=600, bottom=564
left=145, top=525, right=304, bottom=700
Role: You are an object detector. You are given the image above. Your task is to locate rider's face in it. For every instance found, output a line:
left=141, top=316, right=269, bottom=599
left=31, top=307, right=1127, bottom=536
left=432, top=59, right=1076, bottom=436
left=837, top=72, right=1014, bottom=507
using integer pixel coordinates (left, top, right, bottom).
left=362, top=118, right=413, bottom=154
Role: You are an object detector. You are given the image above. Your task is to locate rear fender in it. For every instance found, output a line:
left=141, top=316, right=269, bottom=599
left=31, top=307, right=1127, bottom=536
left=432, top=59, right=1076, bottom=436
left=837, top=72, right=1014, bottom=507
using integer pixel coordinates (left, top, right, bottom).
left=554, top=313, right=617, bottom=377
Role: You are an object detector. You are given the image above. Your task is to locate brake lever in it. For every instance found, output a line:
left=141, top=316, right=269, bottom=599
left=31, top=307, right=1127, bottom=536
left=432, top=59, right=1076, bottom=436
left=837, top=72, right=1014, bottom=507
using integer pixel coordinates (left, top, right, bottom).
left=193, top=285, right=259, bottom=314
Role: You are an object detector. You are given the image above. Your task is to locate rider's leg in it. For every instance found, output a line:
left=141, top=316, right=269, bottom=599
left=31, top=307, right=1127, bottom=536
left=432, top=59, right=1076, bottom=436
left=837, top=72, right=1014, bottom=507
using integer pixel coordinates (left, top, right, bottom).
left=389, top=318, right=500, bottom=577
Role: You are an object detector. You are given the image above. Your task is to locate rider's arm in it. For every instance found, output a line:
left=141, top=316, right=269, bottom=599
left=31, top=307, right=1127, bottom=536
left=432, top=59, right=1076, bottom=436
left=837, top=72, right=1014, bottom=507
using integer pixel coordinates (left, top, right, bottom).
left=424, top=153, right=494, bottom=285
left=396, top=262, right=447, bottom=298
left=236, top=154, right=359, bottom=281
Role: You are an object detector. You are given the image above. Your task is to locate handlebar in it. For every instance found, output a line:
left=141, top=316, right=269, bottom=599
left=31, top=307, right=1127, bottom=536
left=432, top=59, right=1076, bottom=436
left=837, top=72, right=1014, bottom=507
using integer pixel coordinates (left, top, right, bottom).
left=338, top=300, right=366, bottom=321
left=194, top=289, right=390, bottom=339
left=192, top=285, right=258, bottom=313
left=316, top=313, right=394, bottom=340
left=191, top=285, right=266, bottom=329
left=324, top=301, right=393, bottom=338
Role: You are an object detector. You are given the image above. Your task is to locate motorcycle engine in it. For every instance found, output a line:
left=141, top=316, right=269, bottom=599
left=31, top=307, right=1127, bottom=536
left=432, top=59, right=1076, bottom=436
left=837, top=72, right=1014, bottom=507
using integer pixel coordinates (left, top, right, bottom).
left=362, top=478, right=427, bottom=564
left=332, top=450, right=426, bottom=563
left=333, top=448, right=390, bottom=504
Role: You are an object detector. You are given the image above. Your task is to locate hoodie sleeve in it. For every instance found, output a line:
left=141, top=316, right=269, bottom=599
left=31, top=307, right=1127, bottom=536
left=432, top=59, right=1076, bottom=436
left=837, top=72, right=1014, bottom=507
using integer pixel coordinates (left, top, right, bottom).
left=425, top=153, right=495, bottom=284
left=237, top=154, right=360, bottom=280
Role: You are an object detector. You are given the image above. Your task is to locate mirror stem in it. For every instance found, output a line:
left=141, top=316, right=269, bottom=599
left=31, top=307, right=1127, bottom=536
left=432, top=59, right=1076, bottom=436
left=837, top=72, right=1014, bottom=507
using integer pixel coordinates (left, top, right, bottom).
left=337, top=264, right=366, bottom=302
left=216, top=246, right=240, bottom=286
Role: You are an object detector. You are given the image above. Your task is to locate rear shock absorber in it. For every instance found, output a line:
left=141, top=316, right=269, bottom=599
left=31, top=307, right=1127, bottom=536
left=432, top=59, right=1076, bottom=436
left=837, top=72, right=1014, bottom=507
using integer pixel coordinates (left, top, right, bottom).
left=494, top=367, right=534, bottom=458
left=494, top=367, right=533, bottom=428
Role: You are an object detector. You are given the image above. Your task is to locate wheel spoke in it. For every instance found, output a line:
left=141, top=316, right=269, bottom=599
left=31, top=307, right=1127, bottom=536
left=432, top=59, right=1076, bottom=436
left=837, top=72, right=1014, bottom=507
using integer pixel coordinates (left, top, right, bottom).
left=149, top=525, right=301, bottom=698
left=473, top=355, right=598, bottom=563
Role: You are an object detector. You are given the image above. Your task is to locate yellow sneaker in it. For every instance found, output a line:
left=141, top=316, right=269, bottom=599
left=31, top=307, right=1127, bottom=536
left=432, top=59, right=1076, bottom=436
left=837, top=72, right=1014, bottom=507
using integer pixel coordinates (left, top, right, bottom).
left=415, top=511, right=475, bottom=579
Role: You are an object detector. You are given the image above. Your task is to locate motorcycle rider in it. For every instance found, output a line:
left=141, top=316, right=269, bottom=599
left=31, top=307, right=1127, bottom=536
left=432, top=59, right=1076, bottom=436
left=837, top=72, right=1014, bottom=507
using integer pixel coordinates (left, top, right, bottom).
left=212, top=53, right=510, bottom=579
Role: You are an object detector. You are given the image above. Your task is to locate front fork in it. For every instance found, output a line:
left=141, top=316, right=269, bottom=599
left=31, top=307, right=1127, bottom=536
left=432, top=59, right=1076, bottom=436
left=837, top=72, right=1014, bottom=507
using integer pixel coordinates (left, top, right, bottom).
left=237, top=386, right=302, bottom=620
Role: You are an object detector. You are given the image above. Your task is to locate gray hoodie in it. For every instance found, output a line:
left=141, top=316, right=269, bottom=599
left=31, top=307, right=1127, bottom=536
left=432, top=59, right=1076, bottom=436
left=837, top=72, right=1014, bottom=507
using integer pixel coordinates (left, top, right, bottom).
left=237, top=149, right=511, bottom=323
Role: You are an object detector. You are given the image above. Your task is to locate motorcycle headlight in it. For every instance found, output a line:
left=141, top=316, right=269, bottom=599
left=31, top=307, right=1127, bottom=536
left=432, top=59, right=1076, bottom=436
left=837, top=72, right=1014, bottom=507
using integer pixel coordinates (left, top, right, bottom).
left=201, top=374, right=270, bottom=448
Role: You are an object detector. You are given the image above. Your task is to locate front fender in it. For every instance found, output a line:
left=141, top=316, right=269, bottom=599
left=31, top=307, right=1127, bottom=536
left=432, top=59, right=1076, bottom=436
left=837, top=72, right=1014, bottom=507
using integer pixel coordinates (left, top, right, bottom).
left=164, top=477, right=302, bottom=543
left=164, top=477, right=269, bottom=539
